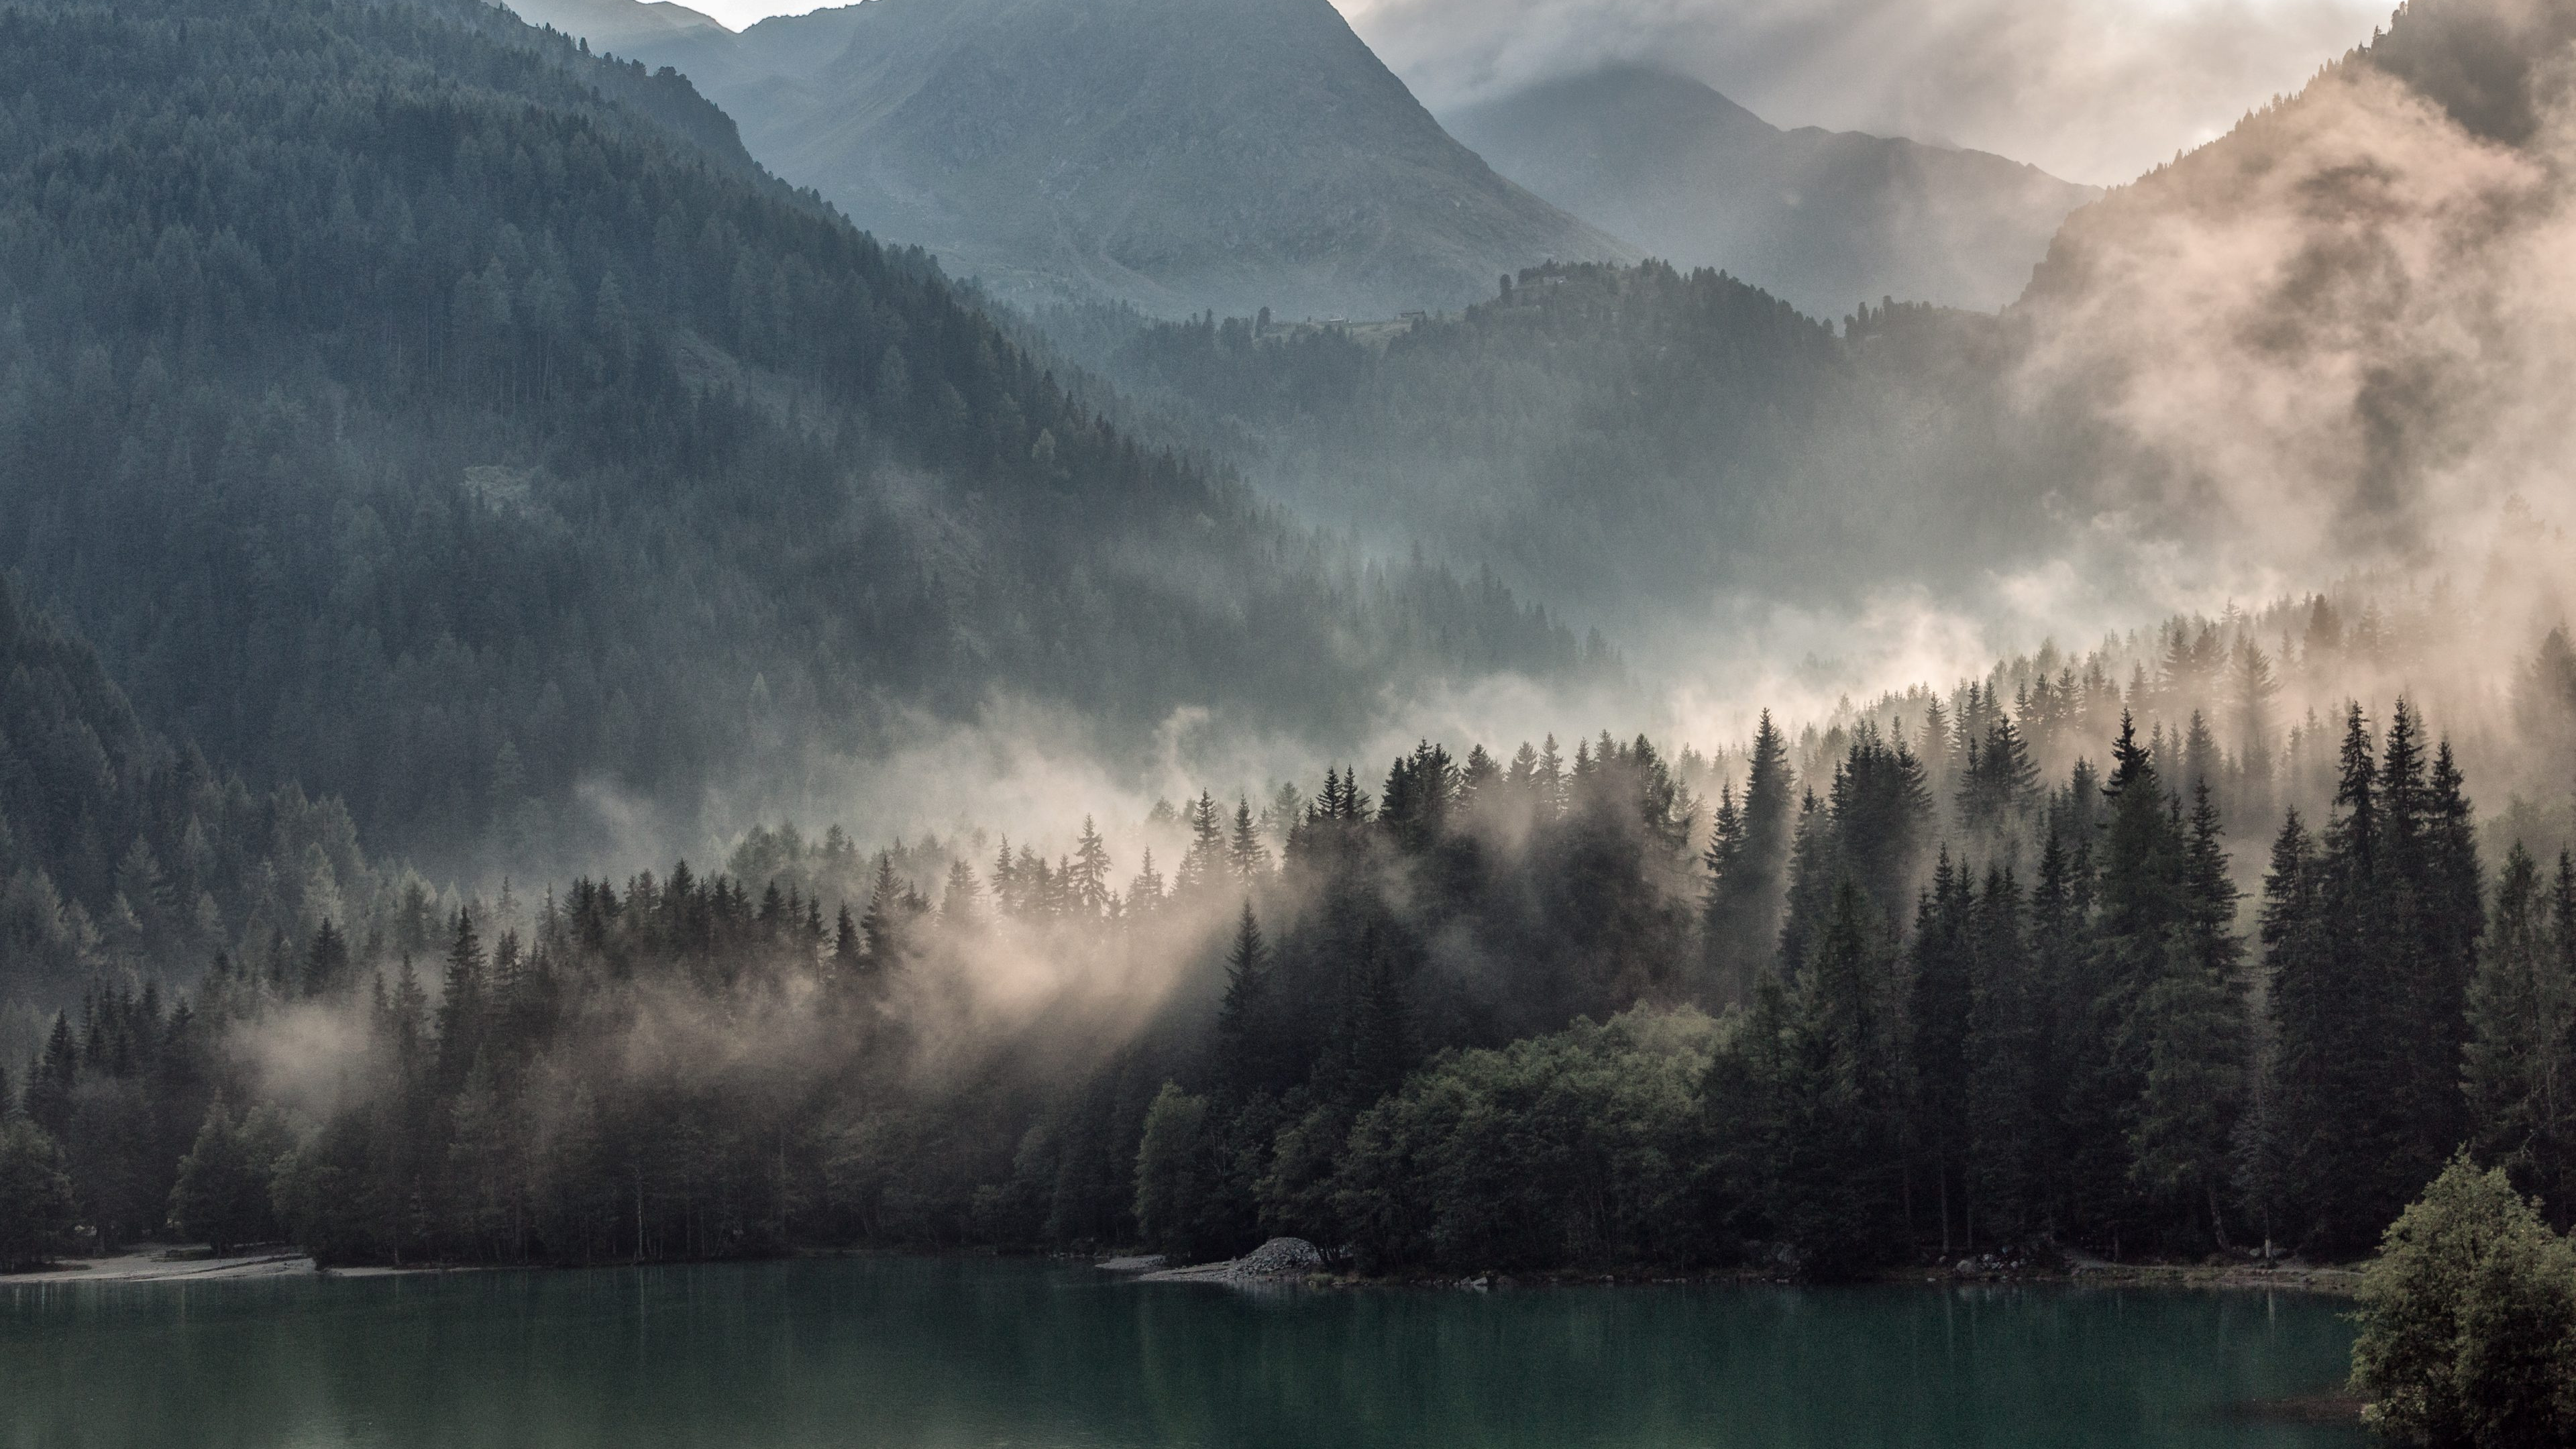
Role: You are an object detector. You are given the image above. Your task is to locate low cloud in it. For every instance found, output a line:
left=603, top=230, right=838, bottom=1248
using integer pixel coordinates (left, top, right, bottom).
left=1338, top=0, right=2387, bottom=184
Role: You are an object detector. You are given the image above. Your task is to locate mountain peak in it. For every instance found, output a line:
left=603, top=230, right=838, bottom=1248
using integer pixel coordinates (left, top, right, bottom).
left=600, top=0, right=1630, bottom=317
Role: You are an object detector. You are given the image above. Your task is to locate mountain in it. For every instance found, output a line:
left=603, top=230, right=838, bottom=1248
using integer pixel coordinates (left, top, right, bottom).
left=2010, top=0, right=2576, bottom=596
left=1444, top=65, right=2099, bottom=317
left=1058, top=265, right=2033, bottom=648
left=507, top=0, right=723, bottom=49
left=584, top=0, right=1634, bottom=319
left=0, top=0, right=1589, bottom=879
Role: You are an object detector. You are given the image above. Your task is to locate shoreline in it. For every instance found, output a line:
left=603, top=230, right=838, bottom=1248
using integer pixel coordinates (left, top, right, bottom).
left=4, top=1244, right=2366, bottom=1297
left=1097, top=1244, right=2367, bottom=1297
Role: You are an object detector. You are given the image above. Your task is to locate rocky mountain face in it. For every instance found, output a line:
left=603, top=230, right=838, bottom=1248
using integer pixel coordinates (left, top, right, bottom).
left=574, top=0, right=1632, bottom=319
left=1444, top=64, right=2098, bottom=317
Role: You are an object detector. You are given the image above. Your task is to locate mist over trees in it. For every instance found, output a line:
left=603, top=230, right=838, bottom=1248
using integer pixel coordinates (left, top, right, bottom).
left=0, top=0, right=1596, bottom=883
left=13, top=592, right=2576, bottom=1281
left=8, top=0, right=2576, bottom=1342
left=1054, top=264, right=2039, bottom=639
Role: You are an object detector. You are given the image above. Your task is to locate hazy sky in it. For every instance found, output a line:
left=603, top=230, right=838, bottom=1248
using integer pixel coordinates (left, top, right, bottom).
left=685, top=0, right=2391, bottom=186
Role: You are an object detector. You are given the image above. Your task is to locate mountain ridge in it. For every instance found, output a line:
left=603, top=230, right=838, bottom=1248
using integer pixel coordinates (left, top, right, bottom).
left=543, top=0, right=1635, bottom=319
left=1445, top=64, right=2099, bottom=317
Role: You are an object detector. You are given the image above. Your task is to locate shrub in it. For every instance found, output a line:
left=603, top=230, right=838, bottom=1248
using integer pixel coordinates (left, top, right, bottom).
left=2351, top=1155, right=2576, bottom=1447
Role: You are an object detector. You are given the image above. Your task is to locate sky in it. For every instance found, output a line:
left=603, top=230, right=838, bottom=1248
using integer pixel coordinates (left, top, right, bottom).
left=684, top=0, right=2394, bottom=185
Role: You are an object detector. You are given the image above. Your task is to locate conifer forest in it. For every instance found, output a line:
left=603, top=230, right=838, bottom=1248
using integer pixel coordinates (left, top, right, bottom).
left=10, top=9, right=2576, bottom=1438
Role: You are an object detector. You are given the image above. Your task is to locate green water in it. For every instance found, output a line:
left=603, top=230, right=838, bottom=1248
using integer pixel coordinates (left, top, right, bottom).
left=0, top=1257, right=2363, bottom=1448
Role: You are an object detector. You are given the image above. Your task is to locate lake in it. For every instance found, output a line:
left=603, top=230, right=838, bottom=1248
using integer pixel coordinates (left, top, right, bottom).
left=0, top=1257, right=2363, bottom=1448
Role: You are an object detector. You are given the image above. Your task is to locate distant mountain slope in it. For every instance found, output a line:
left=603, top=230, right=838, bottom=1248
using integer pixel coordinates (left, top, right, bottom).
left=598, top=0, right=1633, bottom=319
left=1059, top=265, right=2033, bottom=647
left=1445, top=65, right=2098, bottom=316
left=506, top=0, right=723, bottom=49
left=0, top=0, right=1589, bottom=877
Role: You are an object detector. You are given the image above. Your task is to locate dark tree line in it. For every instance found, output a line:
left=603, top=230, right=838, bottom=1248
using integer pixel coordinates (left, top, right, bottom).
left=10, top=677, right=2571, bottom=1278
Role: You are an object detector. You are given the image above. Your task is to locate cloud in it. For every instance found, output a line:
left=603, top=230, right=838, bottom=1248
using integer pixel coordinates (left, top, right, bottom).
left=2018, top=56, right=2576, bottom=604
left=1336, top=0, right=2389, bottom=184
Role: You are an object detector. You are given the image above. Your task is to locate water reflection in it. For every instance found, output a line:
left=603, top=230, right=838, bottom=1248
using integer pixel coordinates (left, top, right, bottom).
left=0, top=1258, right=2364, bottom=1449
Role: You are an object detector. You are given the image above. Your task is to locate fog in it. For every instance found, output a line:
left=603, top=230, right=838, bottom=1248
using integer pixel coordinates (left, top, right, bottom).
left=1343, top=0, right=2387, bottom=184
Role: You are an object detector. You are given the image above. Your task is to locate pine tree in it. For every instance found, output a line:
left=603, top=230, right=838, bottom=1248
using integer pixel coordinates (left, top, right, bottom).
left=2229, top=637, right=2278, bottom=821
left=2057, top=716, right=2180, bottom=1251
left=2288, top=704, right=2430, bottom=1252
left=1127, top=849, right=1165, bottom=915
left=833, top=904, right=862, bottom=974
left=2130, top=782, right=2248, bottom=1245
left=860, top=855, right=904, bottom=971
left=1215, top=903, right=1270, bottom=1095
left=1705, top=712, right=1793, bottom=1006
left=1964, top=865, right=2039, bottom=1247
left=2464, top=845, right=2575, bottom=1224
left=1909, top=851, right=1976, bottom=1252
left=941, top=859, right=982, bottom=928
left=25, top=1014, right=76, bottom=1142
left=303, top=919, right=350, bottom=998
left=1069, top=817, right=1112, bottom=917
left=1176, top=793, right=1226, bottom=897
left=1762, top=880, right=1909, bottom=1277
left=437, top=910, right=486, bottom=1088
left=1227, top=799, right=1269, bottom=883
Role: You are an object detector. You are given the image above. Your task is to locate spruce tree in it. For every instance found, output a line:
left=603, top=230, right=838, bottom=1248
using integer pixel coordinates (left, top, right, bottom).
left=437, top=911, right=486, bottom=1089
left=25, top=1013, right=76, bottom=1141
left=1762, top=880, right=1908, bottom=1276
left=1216, top=904, right=1270, bottom=1095
left=1069, top=818, right=1112, bottom=916
left=2131, top=783, right=2248, bottom=1245
left=1964, top=865, right=2039, bottom=1247
left=1227, top=799, right=1269, bottom=883
left=1175, top=793, right=1226, bottom=896
left=2061, top=716, right=2180, bottom=1251
left=859, top=855, right=904, bottom=971
left=1908, top=851, right=1976, bottom=1252
left=2464, top=845, right=2574, bottom=1224
left=833, top=904, right=862, bottom=973
left=1704, top=712, right=1792, bottom=1006
left=941, top=859, right=982, bottom=928
left=303, top=920, right=350, bottom=999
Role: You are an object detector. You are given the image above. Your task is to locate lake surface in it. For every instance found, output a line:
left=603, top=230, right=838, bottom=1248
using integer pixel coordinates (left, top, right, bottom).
left=1, top=1256, right=2363, bottom=1449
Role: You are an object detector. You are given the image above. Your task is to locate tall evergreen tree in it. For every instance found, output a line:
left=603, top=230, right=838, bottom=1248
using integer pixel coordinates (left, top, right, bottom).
left=437, top=912, right=487, bottom=1089
left=1704, top=712, right=1793, bottom=1006
left=1216, top=904, right=1271, bottom=1095
left=2130, top=783, right=2248, bottom=1246
left=1069, top=818, right=1113, bottom=918
left=1909, top=852, right=1976, bottom=1252
left=2463, top=845, right=2575, bottom=1227
left=1964, top=865, right=2039, bottom=1247
left=1176, top=794, right=1226, bottom=897
left=1227, top=800, right=1270, bottom=883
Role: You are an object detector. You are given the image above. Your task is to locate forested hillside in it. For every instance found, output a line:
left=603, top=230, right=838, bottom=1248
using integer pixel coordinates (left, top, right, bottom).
left=0, top=0, right=1591, bottom=880
left=0, top=581, right=386, bottom=1057
left=17, top=584, right=2576, bottom=1276
left=1072, top=0, right=2576, bottom=663
left=1061, top=264, right=2043, bottom=641
left=1444, top=65, right=2098, bottom=316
